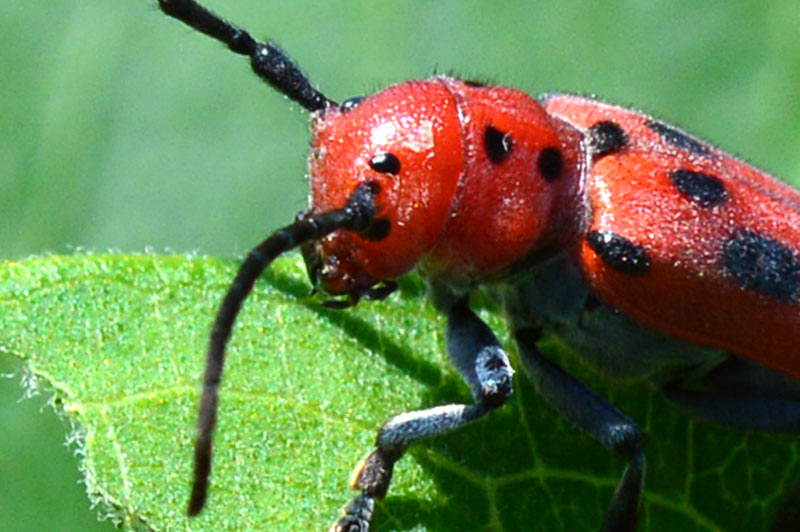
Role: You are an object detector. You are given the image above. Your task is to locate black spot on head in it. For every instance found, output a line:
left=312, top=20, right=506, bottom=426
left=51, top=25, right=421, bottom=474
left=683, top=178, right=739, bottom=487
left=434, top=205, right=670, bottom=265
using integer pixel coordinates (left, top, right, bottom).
left=587, top=120, right=627, bottom=157
left=646, top=119, right=711, bottom=157
left=361, top=218, right=391, bottom=241
left=587, top=231, right=651, bottom=276
left=670, top=169, right=727, bottom=207
left=369, top=152, right=401, bottom=175
left=484, top=125, right=513, bottom=164
left=341, top=96, right=364, bottom=113
left=722, top=230, right=800, bottom=302
left=538, top=147, right=563, bottom=181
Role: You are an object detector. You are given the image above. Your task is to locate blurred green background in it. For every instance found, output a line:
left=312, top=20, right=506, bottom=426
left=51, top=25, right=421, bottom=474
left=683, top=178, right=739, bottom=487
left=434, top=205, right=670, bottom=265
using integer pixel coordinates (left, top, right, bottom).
left=2, top=1, right=800, bottom=530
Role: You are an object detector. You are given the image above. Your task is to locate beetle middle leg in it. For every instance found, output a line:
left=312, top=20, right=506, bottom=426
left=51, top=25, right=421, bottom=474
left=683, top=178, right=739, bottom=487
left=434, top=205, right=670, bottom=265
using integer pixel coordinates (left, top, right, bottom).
left=514, top=327, right=645, bottom=532
left=332, top=297, right=515, bottom=531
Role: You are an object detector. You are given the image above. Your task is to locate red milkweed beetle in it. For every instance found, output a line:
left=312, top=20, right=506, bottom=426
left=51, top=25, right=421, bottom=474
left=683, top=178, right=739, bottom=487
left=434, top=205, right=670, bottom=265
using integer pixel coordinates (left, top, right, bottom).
left=158, top=1, right=800, bottom=530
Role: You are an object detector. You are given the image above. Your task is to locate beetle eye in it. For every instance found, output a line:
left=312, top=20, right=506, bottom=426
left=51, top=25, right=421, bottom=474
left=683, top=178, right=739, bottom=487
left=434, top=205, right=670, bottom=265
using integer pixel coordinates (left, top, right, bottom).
left=369, top=152, right=401, bottom=175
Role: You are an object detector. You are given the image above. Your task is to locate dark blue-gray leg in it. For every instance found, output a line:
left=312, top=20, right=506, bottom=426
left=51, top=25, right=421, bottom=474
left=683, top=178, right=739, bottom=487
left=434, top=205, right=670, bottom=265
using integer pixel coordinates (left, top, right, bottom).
left=332, top=298, right=514, bottom=531
left=660, top=356, right=800, bottom=531
left=661, top=356, right=800, bottom=433
left=514, top=328, right=645, bottom=532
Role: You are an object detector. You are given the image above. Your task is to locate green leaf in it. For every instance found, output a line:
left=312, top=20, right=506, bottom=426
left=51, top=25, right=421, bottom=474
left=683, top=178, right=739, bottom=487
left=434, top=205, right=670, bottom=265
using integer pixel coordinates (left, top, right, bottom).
left=1, top=254, right=797, bottom=531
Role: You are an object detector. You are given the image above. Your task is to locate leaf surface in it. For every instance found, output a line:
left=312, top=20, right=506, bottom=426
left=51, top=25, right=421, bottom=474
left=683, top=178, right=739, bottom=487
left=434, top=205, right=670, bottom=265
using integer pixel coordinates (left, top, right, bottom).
left=1, top=254, right=797, bottom=531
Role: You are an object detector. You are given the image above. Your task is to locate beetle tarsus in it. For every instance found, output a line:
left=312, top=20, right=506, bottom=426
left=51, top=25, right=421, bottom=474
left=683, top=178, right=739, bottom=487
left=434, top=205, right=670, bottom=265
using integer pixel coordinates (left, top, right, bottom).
left=331, top=493, right=374, bottom=532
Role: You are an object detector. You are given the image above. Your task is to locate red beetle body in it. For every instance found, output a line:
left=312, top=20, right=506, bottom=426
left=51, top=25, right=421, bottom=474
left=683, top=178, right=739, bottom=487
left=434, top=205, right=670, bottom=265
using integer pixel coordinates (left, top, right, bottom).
left=309, top=76, right=800, bottom=381
left=157, top=2, right=800, bottom=530
left=308, top=78, right=586, bottom=293
left=545, top=94, right=800, bottom=381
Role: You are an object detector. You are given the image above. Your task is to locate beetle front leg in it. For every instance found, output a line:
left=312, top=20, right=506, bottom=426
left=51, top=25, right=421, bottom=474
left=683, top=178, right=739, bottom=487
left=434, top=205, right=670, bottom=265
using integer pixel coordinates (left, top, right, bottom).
left=332, top=297, right=514, bottom=531
left=514, top=328, right=645, bottom=532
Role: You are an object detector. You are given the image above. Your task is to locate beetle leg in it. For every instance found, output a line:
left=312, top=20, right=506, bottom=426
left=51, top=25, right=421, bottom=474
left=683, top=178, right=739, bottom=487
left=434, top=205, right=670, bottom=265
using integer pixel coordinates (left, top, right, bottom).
left=659, top=356, right=800, bottom=531
left=332, top=297, right=514, bottom=531
left=661, top=355, right=800, bottom=433
left=514, top=327, right=645, bottom=532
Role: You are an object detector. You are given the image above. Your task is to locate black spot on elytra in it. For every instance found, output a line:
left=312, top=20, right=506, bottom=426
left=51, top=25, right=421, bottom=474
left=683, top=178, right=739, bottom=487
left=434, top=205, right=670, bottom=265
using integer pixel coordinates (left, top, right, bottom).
left=484, top=125, right=513, bottom=164
left=722, top=230, right=800, bottom=302
left=537, top=147, right=563, bottom=181
left=587, top=120, right=627, bottom=157
left=587, top=231, right=651, bottom=276
left=646, top=119, right=711, bottom=157
left=341, top=96, right=364, bottom=112
left=670, top=169, right=727, bottom=207
left=369, top=152, right=401, bottom=175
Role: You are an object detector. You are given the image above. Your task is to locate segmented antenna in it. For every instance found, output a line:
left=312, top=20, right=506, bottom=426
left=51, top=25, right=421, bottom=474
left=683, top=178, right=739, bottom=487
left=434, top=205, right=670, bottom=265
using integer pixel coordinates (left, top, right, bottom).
left=188, top=183, right=380, bottom=516
left=158, top=0, right=335, bottom=111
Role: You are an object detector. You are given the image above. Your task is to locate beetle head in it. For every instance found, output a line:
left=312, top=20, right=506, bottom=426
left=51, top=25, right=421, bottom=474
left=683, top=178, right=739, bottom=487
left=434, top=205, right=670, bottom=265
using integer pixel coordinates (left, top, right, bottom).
left=302, top=79, right=464, bottom=298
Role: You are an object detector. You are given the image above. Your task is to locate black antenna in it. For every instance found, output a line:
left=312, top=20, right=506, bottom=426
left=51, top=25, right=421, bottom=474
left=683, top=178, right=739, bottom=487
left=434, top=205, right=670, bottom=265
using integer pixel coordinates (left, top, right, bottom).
left=187, top=183, right=380, bottom=516
left=158, top=0, right=335, bottom=111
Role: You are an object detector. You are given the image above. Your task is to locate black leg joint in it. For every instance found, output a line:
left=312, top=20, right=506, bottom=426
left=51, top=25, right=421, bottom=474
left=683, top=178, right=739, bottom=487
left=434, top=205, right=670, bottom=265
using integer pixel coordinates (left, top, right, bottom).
left=446, top=298, right=515, bottom=406
left=611, top=426, right=644, bottom=459
left=475, top=346, right=514, bottom=409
